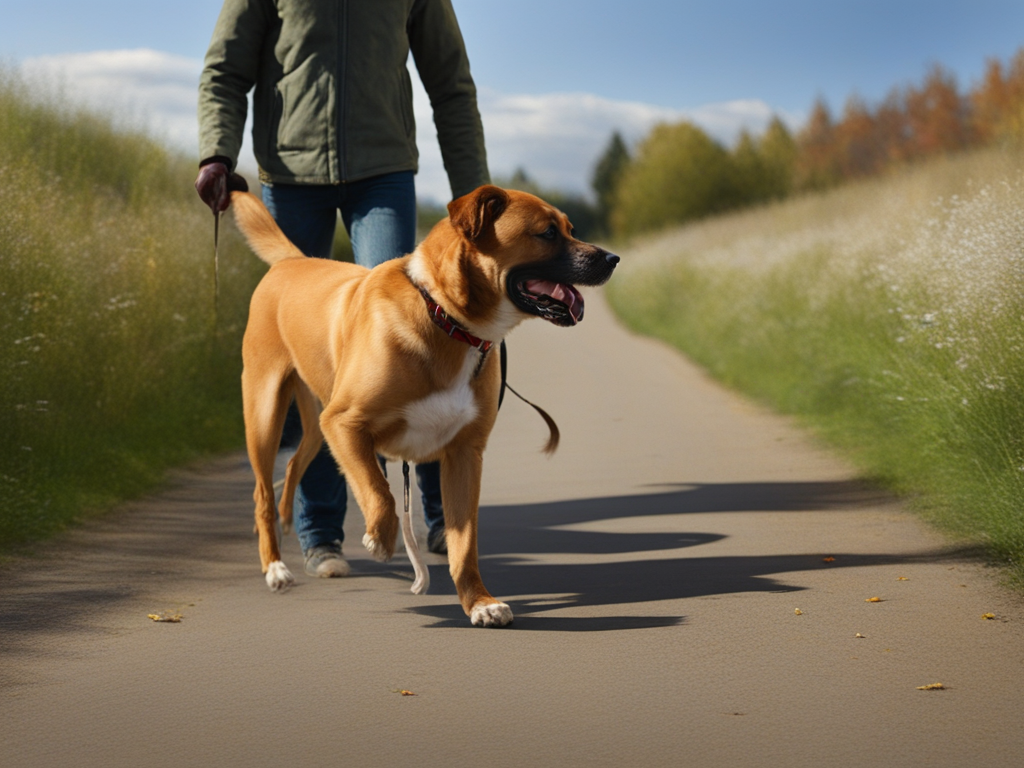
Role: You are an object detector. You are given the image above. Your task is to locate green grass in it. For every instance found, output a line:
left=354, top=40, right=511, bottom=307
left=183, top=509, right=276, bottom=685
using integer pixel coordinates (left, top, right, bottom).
left=607, top=148, right=1024, bottom=584
left=0, top=71, right=265, bottom=552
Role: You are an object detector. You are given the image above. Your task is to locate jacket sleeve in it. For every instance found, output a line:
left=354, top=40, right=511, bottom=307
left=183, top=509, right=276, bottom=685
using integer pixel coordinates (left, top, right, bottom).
left=408, top=0, right=490, bottom=199
left=198, top=0, right=273, bottom=168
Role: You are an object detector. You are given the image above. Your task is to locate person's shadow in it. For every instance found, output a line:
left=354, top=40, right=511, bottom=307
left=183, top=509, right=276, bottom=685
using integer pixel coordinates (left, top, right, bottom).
left=406, top=480, right=958, bottom=631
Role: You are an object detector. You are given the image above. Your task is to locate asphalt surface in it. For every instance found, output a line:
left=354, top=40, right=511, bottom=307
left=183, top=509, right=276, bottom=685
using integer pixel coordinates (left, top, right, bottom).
left=2, top=292, right=1023, bottom=767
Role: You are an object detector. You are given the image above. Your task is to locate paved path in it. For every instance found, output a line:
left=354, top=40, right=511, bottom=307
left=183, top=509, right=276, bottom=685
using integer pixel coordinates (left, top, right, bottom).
left=2, top=293, right=1023, bottom=767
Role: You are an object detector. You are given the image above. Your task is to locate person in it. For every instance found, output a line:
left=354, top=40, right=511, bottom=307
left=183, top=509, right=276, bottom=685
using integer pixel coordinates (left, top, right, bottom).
left=195, top=0, right=490, bottom=577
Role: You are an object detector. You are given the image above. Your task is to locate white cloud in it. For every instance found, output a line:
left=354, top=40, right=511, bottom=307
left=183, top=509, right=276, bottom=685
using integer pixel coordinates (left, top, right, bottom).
left=21, top=49, right=204, bottom=153
left=411, top=81, right=793, bottom=202
left=19, top=49, right=794, bottom=203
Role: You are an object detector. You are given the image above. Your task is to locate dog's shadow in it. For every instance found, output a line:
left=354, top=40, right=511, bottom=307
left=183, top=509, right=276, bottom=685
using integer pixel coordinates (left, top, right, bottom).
left=407, top=480, right=958, bottom=632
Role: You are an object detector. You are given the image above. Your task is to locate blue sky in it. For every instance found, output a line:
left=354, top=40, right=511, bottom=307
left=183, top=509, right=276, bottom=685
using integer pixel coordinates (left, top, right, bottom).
left=6, top=1, right=1024, bottom=200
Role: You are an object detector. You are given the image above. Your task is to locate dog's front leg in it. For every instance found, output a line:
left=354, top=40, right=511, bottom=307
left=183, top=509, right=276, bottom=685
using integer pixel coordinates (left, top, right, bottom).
left=442, top=441, right=512, bottom=628
left=319, top=407, right=399, bottom=561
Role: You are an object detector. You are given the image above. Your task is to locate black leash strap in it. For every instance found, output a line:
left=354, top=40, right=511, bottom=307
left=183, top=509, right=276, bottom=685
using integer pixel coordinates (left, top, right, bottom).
left=403, top=460, right=411, bottom=527
left=502, top=379, right=560, bottom=454
left=498, top=339, right=507, bottom=409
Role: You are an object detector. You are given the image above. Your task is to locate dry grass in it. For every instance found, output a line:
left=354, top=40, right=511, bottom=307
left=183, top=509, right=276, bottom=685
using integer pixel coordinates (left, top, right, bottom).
left=608, top=147, right=1024, bottom=583
left=0, top=72, right=264, bottom=551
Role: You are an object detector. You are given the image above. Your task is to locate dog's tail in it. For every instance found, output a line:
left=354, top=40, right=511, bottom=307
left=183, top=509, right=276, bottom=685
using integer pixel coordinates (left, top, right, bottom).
left=230, top=190, right=305, bottom=265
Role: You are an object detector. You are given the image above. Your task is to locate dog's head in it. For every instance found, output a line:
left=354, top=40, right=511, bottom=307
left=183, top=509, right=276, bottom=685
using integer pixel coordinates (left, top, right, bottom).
left=447, top=185, right=619, bottom=327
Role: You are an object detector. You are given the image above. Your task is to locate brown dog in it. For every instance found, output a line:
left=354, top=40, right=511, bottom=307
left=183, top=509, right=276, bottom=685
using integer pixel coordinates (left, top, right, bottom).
left=232, top=185, right=618, bottom=627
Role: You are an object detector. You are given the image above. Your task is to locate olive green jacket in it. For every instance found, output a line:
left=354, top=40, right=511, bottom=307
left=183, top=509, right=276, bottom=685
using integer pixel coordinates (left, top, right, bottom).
left=198, top=0, right=489, bottom=198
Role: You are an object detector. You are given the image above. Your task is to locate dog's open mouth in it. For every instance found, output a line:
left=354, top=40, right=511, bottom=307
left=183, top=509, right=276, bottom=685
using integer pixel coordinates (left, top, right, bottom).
left=517, top=279, right=584, bottom=326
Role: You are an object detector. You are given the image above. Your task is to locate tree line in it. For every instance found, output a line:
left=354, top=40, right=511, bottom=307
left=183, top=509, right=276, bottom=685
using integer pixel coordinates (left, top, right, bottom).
left=591, top=47, right=1024, bottom=238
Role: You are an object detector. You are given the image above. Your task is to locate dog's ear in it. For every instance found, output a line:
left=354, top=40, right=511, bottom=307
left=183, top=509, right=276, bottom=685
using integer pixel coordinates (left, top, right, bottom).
left=448, top=185, right=509, bottom=241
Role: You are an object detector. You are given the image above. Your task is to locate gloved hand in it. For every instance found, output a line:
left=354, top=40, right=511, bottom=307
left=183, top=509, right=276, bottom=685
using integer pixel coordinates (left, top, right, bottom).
left=195, top=161, right=231, bottom=213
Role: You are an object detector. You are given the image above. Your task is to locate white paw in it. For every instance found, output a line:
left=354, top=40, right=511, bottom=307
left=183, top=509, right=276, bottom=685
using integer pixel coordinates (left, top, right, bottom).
left=362, top=533, right=392, bottom=562
left=471, top=602, right=513, bottom=628
left=265, top=561, right=295, bottom=592
left=410, top=568, right=430, bottom=595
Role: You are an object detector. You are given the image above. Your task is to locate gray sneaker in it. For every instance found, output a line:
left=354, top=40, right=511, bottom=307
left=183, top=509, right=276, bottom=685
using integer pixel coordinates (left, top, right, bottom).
left=427, top=526, right=448, bottom=555
left=304, top=542, right=351, bottom=578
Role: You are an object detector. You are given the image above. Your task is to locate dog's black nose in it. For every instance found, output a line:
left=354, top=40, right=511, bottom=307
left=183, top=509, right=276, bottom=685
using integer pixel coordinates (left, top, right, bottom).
left=606, top=252, right=620, bottom=265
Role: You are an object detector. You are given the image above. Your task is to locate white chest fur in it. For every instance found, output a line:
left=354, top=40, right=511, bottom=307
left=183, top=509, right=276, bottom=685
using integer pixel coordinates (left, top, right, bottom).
left=395, top=353, right=479, bottom=460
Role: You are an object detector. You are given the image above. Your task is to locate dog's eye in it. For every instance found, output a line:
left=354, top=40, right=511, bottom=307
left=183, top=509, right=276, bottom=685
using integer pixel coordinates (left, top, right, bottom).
left=538, top=225, right=558, bottom=241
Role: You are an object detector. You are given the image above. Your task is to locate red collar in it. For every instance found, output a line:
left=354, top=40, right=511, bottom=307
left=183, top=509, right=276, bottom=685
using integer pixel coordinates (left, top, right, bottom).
left=417, top=286, right=495, bottom=355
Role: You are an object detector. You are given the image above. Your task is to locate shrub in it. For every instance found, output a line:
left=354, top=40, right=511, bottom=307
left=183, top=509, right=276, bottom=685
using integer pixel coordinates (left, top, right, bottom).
left=611, top=121, right=737, bottom=237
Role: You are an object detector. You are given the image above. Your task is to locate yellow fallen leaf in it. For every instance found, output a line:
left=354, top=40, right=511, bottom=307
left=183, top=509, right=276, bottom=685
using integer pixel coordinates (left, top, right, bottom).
left=148, top=612, right=182, bottom=623
left=794, top=608, right=803, bottom=615
left=392, top=689, right=416, bottom=696
left=865, top=597, right=883, bottom=603
left=855, top=633, right=866, bottom=638
left=982, top=613, right=996, bottom=620
left=822, top=556, right=836, bottom=563
left=917, top=683, right=946, bottom=690
left=897, top=577, right=909, bottom=581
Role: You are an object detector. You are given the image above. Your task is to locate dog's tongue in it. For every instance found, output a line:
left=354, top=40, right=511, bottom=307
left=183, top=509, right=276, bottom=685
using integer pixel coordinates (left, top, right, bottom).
left=525, top=279, right=584, bottom=323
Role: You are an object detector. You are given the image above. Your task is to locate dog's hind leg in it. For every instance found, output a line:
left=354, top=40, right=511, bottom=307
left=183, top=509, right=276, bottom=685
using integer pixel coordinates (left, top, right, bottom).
left=318, top=405, right=399, bottom=562
left=243, top=365, right=296, bottom=592
left=278, top=378, right=323, bottom=534
left=441, top=441, right=512, bottom=627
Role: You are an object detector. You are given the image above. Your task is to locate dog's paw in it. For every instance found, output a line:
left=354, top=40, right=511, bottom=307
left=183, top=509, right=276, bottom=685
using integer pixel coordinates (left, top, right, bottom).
left=410, top=568, right=430, bottom=595
left=362, top=533, right=393, bottom=562
left=265, top=561, right=295, bottom=592
left=470, top=601, right=513, bottom=628
left=280, top=520, right=292, bottom=535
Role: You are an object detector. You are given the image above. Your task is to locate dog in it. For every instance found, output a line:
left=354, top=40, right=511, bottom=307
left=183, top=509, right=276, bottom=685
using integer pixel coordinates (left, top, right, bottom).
left=231, top=184, right=618, bottom=627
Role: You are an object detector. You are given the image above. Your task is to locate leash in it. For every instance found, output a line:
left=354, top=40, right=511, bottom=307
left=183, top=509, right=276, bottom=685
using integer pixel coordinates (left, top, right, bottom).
left=212, top=209, right=220, bottom=326
left=494, top=339, right=558, bottom=453
left=399, top=459, right=429, bottom=594
left=208, top=170, right=250, bottom=327
left=501, top=378, right=560, bottom=454
left=414, top=282, right=558, bottom=452
left=403, top=459, right=411, bottom=529
left=498, top=339, right=507, bottom=409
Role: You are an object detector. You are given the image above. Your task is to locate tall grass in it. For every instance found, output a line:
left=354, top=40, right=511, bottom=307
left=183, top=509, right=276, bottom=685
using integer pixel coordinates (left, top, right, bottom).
left=0, top=71, right=264, bottom=551
left=607, top=148, right=1024, bottom=583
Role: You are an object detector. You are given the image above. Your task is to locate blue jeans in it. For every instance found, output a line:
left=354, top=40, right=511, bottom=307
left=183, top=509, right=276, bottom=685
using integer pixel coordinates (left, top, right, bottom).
left=262, top=171, right=444, bottom=553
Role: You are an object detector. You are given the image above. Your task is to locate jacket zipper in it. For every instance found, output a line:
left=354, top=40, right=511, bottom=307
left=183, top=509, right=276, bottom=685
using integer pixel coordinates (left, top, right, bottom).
left=337, top=0, right=348, bottom=183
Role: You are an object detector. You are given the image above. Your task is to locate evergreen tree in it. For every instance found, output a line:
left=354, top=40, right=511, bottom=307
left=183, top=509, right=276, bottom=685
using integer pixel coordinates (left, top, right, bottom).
left=757, top=116, right=797, bottom=200
left=590, top=131, right=631, bottom=236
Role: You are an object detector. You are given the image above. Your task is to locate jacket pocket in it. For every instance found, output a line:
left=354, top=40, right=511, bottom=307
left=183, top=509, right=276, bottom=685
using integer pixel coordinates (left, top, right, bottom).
left=274, top=57, right=329, bottom=153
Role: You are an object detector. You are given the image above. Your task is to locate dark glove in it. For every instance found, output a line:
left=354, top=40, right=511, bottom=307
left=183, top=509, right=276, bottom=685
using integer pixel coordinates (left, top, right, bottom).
left=195, top=161, right=231, bottom=213
left=195, top=162, right=251, bottom=213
